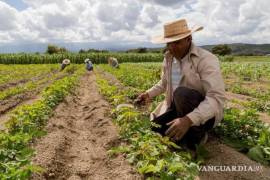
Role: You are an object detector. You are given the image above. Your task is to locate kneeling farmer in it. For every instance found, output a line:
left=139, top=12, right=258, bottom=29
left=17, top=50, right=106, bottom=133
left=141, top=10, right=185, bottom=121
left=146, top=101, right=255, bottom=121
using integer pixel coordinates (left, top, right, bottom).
left=61, top=59, right=70, bottom=71
left=137, top=19, right=225, bottom=150
left=85, top=58, right=94, bottom=71
left=108, top=57, right=119, bottom=68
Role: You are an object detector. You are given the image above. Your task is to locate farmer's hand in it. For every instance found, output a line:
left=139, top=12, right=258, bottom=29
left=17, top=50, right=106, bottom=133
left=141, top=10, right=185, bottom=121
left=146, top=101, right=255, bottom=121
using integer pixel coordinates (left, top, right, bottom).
left=165, top=116, right=193, bottom=141
left=135, top=92, right=150, bottom=105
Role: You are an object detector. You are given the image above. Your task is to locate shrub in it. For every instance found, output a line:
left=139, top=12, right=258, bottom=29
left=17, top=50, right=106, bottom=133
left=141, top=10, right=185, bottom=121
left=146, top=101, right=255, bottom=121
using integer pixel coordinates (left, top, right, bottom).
left=219, top=55, right=234, bottom=62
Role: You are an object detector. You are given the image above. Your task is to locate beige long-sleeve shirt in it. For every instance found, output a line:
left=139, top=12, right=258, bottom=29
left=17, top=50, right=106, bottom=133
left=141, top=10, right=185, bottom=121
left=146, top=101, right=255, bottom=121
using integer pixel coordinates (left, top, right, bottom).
left=146, top=43, right=226, bottom=127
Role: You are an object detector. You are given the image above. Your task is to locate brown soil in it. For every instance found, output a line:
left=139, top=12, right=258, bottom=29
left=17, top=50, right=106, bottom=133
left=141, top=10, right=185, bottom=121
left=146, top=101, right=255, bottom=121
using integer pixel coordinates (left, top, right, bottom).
left=258, top=112, right=270, bottom=124
left=241, top=81, right=270, bottom=91
left=0, top=94, right=38, bottom=131
left=0, top=70, right=58, bottom=91
left=0, top=92, right=35, bottom=115
left=225, top=92, right=254, bottom=101
left=0, top=73, right=54, bottom=116
left=224, top=77, right=270, bottom=90
left=0, top=73, right=67, bottom=130
left=199, top=136, right=270, bottom=180
left=0, top=79, right=29, bottom=91
left=31, top=72, right=141, bottom=180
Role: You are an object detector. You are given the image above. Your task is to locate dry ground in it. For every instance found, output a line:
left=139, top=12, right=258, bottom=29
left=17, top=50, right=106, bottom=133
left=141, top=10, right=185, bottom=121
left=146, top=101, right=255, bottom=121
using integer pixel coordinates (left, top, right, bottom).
left=31, top=72, right=141, bottom=180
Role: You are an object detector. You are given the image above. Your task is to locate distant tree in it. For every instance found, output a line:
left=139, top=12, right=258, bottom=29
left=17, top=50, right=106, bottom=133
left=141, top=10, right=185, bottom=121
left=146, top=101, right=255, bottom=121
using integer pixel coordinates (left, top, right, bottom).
left=125, top=47, right=148, bottom=53
left=46, top=44, right=68, bottom=54
left=212, top=44, right=232, bottom=56
left=87, top=48, right=99, bottom=53
left=86, top=48, right=109, bottom=53
left=79, top=49, right=86, bottom=53
left=59, top=47, right=68, bottom=53
left=46, top=44, right=60, bottom=54
left=137, top=47, right=147, bottom=53
left=100, top=50, right=109, bottom=53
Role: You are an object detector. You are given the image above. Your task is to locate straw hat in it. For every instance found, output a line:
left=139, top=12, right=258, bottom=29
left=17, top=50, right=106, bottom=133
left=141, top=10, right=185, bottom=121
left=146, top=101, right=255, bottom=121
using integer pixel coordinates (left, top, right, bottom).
left=151, top=19, right=203, bottom=44
left=84, top=58, right=91, bottom=63
left=62, top=59, right=70, bottom=65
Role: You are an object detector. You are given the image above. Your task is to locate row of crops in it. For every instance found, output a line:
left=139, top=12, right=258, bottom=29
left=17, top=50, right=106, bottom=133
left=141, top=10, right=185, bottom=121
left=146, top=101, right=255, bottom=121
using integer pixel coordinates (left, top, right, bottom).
left=0, top=65, right=60, bottom=87
left=0, top=53, right=163, bottom=64
left=95, top=72, right=199, bottom=179
left=221, top=63, right=270, bottom=115
left=95, top=62, right=270, bottom=178
left=0, top=65, right=85, bottom=179
left=222, top=62, right=270, bottom=81
left=0, top=65, right=58, bottom=101
left=0, top=52, right=269, bottom=64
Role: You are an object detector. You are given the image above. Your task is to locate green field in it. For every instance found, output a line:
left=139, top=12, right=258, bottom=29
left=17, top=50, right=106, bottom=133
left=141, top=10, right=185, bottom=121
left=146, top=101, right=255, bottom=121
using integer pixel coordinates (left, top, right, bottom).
left=234, top=56, right=270, bottom=62
left=0, top=55, right=270, bottom=179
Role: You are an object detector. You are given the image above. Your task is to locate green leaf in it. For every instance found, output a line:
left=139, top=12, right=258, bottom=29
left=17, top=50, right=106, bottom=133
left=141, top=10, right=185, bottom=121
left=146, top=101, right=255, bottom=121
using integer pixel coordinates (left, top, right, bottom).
left=247, top=146, right=269, bottom=165
left=195, top=144, right=209, bottom=163
left=138, top=164, right=158, bottom=174
left=263, top=147, right=270, bottom=155
left=222, top=137, right=249, bottom=152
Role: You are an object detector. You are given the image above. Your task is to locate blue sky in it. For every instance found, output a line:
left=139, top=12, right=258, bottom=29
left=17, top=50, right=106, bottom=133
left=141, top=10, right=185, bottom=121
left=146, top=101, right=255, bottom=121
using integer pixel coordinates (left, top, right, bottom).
left=0, top=0, right=269, bottom=52
left=1, top=0, right=28, bottom=11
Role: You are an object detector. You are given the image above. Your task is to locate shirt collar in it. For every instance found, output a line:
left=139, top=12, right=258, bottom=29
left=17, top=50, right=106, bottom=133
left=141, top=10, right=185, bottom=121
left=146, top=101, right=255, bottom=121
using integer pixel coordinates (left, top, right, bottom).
left=177, top=42, right=200, bottom=61
left=190, top=42, right=199, bottom=57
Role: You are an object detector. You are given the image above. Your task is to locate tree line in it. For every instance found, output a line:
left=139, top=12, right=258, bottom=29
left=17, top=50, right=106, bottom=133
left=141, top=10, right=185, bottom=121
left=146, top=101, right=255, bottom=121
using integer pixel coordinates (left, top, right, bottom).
left=46, top=44, right=233, bottom=56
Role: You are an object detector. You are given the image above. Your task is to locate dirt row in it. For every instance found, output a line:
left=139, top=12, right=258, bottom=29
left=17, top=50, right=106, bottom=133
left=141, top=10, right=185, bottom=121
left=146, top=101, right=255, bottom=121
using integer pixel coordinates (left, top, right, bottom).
left=225, top=92, right=270, bottom=124
left=31, top=72, right=141, bottom=180
left=0, top=78, right=29, bottom=91
left=0, top=72, right=68, bottom=130
left=0, top=69, right=59, bottom=91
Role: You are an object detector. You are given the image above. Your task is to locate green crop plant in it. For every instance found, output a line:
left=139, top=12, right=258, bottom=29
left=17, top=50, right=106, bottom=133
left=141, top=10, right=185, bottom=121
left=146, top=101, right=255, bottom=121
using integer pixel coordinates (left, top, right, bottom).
left=96, top=72, right=200, bottom=179
left=0, top=65, right=85, bottom=179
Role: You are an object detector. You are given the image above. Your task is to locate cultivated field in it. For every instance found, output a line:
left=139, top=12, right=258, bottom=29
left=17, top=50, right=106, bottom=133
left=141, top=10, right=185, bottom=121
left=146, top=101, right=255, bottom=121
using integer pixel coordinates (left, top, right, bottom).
left=0, top=55, right=270, bottom=179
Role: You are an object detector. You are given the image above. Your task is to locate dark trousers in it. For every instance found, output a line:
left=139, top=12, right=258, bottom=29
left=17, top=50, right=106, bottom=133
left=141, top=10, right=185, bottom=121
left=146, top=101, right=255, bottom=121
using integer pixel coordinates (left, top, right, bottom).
left=152, top=86, right=215, bottom=150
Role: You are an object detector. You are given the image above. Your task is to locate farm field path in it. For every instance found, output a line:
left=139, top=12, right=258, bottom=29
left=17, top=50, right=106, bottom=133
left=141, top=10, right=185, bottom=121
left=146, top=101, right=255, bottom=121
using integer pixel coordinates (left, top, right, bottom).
left=31, top=72, right=141, bottom=180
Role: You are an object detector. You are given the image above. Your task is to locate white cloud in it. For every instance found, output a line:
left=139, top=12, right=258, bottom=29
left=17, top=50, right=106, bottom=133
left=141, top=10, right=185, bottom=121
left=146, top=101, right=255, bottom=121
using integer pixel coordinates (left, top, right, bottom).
left=0, top=32, right=12, bottom=42
left=0, top=1, right=19, bottom=31
left=142, top=0, right=194, bottom=7
left=0, top=0, right=269, bottom=45
left=139, top=6, right=160, bottom=28
left=97, top=0, right=142, bottom=33
left=184, top=0, right=270, bottom=44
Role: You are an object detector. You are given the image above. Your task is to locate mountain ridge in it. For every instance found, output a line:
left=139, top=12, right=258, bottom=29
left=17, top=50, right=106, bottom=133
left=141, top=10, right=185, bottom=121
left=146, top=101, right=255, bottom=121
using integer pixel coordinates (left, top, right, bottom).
left=0, top=42, right=270, bottom=55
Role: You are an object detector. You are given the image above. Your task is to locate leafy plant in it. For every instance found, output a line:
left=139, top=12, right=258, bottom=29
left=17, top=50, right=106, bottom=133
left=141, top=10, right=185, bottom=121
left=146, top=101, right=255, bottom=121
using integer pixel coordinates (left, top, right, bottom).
left=96, top=72, right=200, bottom=179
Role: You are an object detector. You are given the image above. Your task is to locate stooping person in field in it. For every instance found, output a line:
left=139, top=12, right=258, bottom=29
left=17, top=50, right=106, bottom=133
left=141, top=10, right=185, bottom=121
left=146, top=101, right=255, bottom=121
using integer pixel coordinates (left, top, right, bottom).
left=108, top=57, right=119, bottom=68
left=85, top=58, right=93, bottom=71
left=61, top=59, right=70, bottom=71
left=136, top=19, right=225, bottom=150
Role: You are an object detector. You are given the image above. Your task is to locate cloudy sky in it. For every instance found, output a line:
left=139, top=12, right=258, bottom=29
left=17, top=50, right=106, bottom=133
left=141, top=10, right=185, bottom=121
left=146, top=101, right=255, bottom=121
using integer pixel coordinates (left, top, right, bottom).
left=0, top=0, right=269, bottom=51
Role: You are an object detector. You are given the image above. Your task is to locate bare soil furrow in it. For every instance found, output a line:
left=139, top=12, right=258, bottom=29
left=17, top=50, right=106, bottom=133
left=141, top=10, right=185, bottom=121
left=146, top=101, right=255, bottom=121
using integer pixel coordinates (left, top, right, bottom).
left=31, top=72, right=141, bottom=180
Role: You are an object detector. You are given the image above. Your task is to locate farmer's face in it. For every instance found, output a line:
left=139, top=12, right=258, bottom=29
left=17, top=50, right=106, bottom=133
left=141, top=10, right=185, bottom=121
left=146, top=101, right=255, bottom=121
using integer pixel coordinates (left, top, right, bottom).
left=167, top=36, right=192, bottom=59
